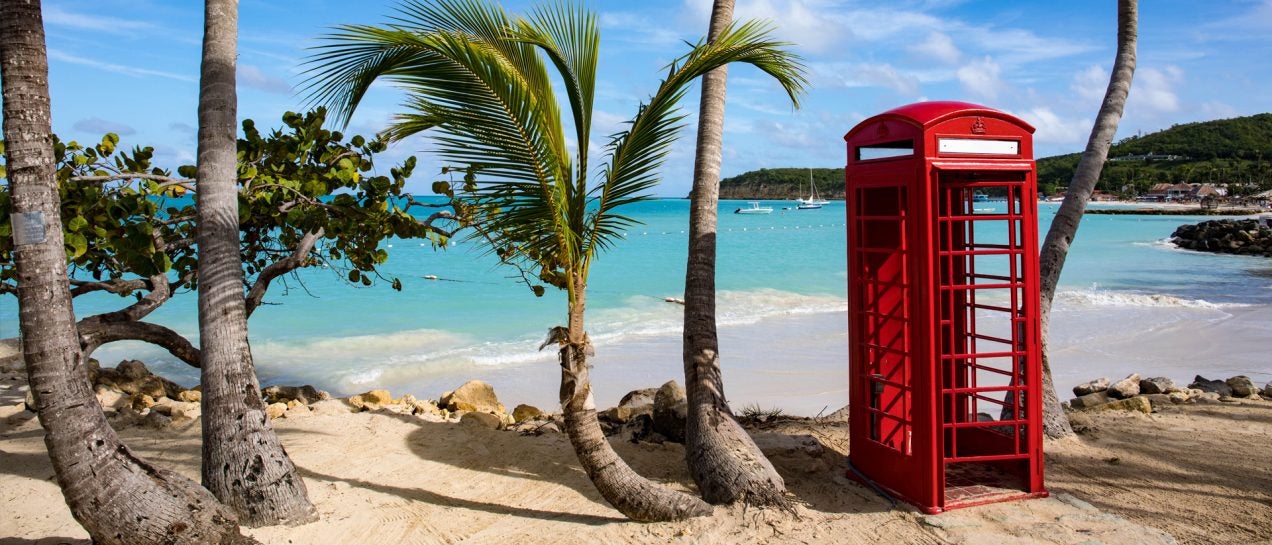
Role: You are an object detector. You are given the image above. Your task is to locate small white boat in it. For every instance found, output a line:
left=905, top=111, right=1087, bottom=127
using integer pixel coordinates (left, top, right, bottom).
left=734, top=201, right=773, bottom=214
left=796, top=168, right=830, bottom=207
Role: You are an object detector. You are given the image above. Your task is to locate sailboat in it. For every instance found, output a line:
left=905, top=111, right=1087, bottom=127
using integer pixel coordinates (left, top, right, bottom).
left=796, top=169, right=829, bottom=209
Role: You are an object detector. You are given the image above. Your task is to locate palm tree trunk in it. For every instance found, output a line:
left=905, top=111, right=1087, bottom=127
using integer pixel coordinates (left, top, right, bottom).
left=560, top=277, right=712, bottom=522
left=1, top=2, right=249, bottom=543
left=195, top=0, right=316, bottom=526
left=681, top=0, right=789, bottom=507
left=1038, top=0, right=1137, bottom=439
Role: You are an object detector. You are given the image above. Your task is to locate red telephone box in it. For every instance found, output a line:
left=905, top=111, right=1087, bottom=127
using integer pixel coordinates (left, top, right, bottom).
left=843, top=101, right=1046, bottom=514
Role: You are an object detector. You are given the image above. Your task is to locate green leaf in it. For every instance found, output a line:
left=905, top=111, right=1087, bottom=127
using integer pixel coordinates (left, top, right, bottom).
left=66, top=232, right=88, bottom=258
left=178, top=165, right=197, bottom=179
left=67, top=215, right=88, bottom=232
left=531, top=285, right=545, bottom=297
left=348, top=269, right=360, bottom=283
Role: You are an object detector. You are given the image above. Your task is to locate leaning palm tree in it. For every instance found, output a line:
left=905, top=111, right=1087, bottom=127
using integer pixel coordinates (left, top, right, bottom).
left=1038, top=0, right=1137, bottom=439
left=682, top=0, right=791, bottom=509
left=1, top=1, right=249, bottom=542
left=306, top=0, right=805, bottom=521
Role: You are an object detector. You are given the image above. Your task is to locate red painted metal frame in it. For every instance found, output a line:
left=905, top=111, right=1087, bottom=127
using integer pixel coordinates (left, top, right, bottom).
left=843, top=101, right=1047, bottom=514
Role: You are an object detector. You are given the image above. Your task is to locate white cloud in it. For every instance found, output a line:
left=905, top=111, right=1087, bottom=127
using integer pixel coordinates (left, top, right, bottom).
left=1135, top=66, right=1183, bottom=113
left=48, top=48, right=195, bottom=82
left=1200, top=101, right=1239, bottom=119
left=1071, top=65, right=1107, bottom=103
left=238, top=64, right=293, bottom=95
left=855, top=64, right=921, bottom=96
left=600, top=11, right=684, bottom=47
left=957, top=56, right=1003, bottom=99
left=1019, top=107, right=1089, bottom=146
left=42, top=5, right=154, bottom=33
left=680, top=0, right=848, bottom=53
left=72, top=117, right=136, bottom=136
left=908, top=32, right=960, bottom=64
left=752, top=119, right=818, bottom=149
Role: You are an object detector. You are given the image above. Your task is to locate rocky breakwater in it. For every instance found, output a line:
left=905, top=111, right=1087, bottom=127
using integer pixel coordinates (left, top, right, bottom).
left=1067, top=372, right=1272, bottom=415
left=1170, top=218, right=1272, bottom=257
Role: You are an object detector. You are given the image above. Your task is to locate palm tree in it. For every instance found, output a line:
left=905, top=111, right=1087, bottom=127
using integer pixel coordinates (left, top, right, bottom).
left=0, top=1, right=249, bottom=543
left=195, top=0, right=317, bottom=525
left=1038, top=0, right=1137, bottom=438
left=306, top=0, right=805, bottom=521
left=682, top=0, right=794, bottom=507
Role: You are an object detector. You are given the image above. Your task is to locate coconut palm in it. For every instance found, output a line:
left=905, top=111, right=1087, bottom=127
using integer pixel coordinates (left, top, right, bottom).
left=195, top=0, right=317, bottom=525
left=1, top=1, right=249, bottom=542
left=682, top=0, right=791, bottom=508
left=306, top=0, right=805, bottom=521
left=1038, top=0, right=1137, bottom=439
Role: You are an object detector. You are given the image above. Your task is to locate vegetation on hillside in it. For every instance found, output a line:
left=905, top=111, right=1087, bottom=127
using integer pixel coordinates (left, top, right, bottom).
left=716, top=113, right=1272, bottom=200
left=717, top=167, right=844, bottom=200
left=1037, top=113, right=1272, bottom=196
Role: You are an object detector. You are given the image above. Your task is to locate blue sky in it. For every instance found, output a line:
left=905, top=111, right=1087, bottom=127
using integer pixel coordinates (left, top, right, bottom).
left=28, top=0, right=1272, bottom=197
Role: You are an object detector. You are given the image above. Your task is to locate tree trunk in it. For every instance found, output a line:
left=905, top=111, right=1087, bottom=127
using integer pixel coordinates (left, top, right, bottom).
left=1, top=2, right=249, bottom=543
left=1037, top=0, right=1137, bottom=439
left=195, top=0, right=316, bottom=526
left=681, top=0, right=789, bottom=507
left=559, top=276, right=712, bottom=522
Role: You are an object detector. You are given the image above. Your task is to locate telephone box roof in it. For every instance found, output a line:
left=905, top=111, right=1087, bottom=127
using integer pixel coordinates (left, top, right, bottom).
left=845, top=101, right=1035, bottom=139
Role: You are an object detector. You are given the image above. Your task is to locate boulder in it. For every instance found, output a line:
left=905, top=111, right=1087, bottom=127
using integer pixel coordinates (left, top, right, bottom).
left=512, top=404, right=545, bottom=423
left=402, top=395, right=443, bottom=417
left=131, top=394, right=157, bottom=411
left=1069, top=391, right=1111, bottom=410
left=117, top=359, right=150, bottom=380
left=1168, top=392, right=1191, bottom=404
left=152, top=398, right=200, bottom=421
left=441, top=380, right=506, bottom=416
left=24, top=389, right=36, bottom=412
left=1139, top=377, right=1176, bottom=395
left=652, top=380, right=687, bottom=443
left=265, top=402, right=288, bottom=419
left=1195, top=391, right=1222, bottom=403
left=1189, top=375, right=1233, bottom=397
left=459, top=410, right=503, bottom=430
left=1263, top=382, right=1272, bottom=399
left=1091, top=396, right=1151, bottom=414
left=1072, top=378, right=1110, bottom=397
left=1107, top=373, right=1141, bottom=399
left=602, top=388, right=657, bottom=423
left=1226, top=376, right=1259, bottom=398
left=262, top=385, right=330, bottom=406
left=1142, top=394, right=1172, bottom=411
left=348, top=389, right=393, bottom=411
left=94, top=385, right=128, bottom=413
left=95, top=362, right=184, bottom=399
left=177, top=389, right=202, bottom=403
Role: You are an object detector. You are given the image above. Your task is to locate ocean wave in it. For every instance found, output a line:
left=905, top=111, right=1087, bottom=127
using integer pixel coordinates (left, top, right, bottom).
left=253, top=328, right=470, bottom=363
left=1054, top=288, right=1240, bottom=310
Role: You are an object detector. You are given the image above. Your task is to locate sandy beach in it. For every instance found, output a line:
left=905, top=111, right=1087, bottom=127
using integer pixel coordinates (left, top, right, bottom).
left=2, top=347, right=1270, bottom=545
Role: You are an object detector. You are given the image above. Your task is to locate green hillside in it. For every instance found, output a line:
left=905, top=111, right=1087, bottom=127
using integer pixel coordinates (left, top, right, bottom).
left=716, top=113, right=1272, bottom=199
left=717, top=168, right=844, bottom=200
left=1037, top=113, right=1272, bottom=196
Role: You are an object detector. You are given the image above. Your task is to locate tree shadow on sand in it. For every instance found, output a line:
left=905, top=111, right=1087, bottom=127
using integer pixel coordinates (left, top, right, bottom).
left=298, top=467, right=624, bottom=525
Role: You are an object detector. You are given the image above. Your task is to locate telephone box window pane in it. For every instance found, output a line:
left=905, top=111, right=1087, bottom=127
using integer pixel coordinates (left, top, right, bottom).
left=938, top=138, right=1019, bottom=155
left=857, top=140, right=914, bottom=160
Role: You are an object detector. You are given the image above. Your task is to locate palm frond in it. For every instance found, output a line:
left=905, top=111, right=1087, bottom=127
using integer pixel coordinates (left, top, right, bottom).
left=584, top=19, right=807, bottom=263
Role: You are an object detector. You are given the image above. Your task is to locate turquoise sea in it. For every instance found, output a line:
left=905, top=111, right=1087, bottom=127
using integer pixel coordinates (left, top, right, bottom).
left=2, top=199, right=1270, bottom=414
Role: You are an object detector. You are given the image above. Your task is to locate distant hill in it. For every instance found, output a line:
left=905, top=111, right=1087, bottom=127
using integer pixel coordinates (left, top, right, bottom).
left=716, top=114, right=1272, bottom=199
left=1037, top=113, right=1272, bottom=196
left=717, top=168, right=844, bottom=200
